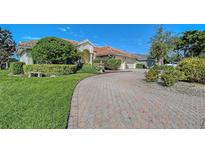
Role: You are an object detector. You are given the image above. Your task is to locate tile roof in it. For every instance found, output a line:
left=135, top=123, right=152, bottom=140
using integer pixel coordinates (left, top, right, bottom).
left=94, top=46, right=138, bottom=59
left=134, top=54, right=148, bottom=60
left=18, top=39, right=137, bottom=59
left=18, top=39, right=79, bottom=48
left=19, top=40, right=38, bottom=48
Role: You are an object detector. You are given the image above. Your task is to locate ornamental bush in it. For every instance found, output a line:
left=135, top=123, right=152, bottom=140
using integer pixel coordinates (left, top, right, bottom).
left=23, top=64, right=77, bottom=76
left=78, top=64, right=100, bottom=73
left=135, top=63, right=145, bottom=69
left=93, top=59, right=107, bottom=64
left=10, top=62, right=24, bottom=75
left=32, top=37, right=80, bottom=64
left=153, top=65, right=173, bottom=71
left=145, top=67, right=159, bottom=82
left=105, top=59, right=121, bottom=70
left=176, top=57, right=205, bottom=84
left=161, top=67, right=186, bottom=86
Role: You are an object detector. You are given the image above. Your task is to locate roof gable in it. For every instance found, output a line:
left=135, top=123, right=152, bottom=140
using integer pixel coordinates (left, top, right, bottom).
left=77, top=39, right=96, bottom=47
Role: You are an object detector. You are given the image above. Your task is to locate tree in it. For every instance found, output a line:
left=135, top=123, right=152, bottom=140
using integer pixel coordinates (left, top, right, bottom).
left=175, top=30, right=205, bottom=57
left=165, top=50, right=183, bottom=63
left=32, top=37, right=80, bottom=64
left=149, top=26, right=173, bottom=65
left=165, top=37, right=184, bottom=63
left=0, top=28, right=16, bottom=68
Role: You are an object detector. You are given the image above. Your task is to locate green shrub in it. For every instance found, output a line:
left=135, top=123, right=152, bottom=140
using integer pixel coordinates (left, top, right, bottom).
left=177, top=57, right=205, bottom=84
left=161, top=67, right=186, bottom=86
left=78, top=64, right=100, bottom=73
left=136, top=63, right=145, bottom=69
left=10, top=62, right=24, bottom=75
left=105, top=59, right=121, bottom=70
left=93, top=58, right=108, bottom=64
left=32, top=37, right=80, bottom=64
left=23, top=64, right=77, bottom=76
left=153, top=65, right=173, bottom=71
left=145, top=65, right=177, bottom=83
left=145, top=68, right=159, bottom=82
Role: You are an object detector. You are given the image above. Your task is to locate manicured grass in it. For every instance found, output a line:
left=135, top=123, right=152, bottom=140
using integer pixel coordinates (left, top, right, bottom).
left=0, top=70, right=93, bottom=128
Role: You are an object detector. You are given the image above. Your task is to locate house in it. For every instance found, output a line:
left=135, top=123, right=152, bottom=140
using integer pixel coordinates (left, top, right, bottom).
left=17, top=39, right=95, bottom=65
left=134, top=54, right=156, bottom=68
left=17, top=39, right=138, bottom=69
left=94, top=46, right=138, bottom=69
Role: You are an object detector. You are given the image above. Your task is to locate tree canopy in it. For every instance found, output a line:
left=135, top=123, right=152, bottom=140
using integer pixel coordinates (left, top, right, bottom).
left=32, top=37, right=80, bottom=64
left=0, top=28, right=16, bottom=67
left=175, top=30, right=205, bottom=57
left=149, top=26, right=174, bottom=65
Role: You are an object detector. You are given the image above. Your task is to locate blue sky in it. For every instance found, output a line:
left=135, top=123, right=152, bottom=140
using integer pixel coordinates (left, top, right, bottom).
left=0, top=24, right=205, bottom=54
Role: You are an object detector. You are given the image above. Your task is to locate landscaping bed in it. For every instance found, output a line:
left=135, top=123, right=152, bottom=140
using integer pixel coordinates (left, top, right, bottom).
left=145, top=58, right=205, bottom=87
left=171, top=82, right=205, bottom=97
left=0, top=70, right=93, bottom=128
left=143, top=76, right=205, bottom=97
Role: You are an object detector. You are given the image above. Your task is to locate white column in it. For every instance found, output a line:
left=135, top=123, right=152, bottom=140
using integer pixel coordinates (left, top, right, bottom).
left=89, top=53, right=93, bottom=65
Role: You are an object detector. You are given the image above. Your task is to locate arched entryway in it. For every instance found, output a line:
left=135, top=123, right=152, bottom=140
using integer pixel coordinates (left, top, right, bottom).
left=76, top=39, right=95, bottom=64
left=81, top=49, right=90, bottom=64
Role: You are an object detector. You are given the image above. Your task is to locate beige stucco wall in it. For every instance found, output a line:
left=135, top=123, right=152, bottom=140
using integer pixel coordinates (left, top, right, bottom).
left=119, top=61, right=126, bottom=69
left=77, top=43, right=94, bottom=54
left=20, top=52, right=33, bottom=64
left=77, top=42, right=94, bottom=64
left=19, top=40, right=95, bottom=65
left=117, top=56, right=136, bottom=69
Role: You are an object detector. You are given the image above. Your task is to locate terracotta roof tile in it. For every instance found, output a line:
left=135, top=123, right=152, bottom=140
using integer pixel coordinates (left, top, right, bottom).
left=19, top=40, right=38, bottom=48
left=18, top=39, right=138, bottom=59
left=134, top=54, right=148, bottom=60
left=94, top=46, right=137, bottom=59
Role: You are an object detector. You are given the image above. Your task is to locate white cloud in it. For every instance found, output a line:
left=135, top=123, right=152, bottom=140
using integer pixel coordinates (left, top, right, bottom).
left=58, top=26, right=71, bottom=32
left=22, top=36, right=40, bottom=40
left=57, top=26, right=85, bottom=39
left=58, top=27, right=67, bottom=32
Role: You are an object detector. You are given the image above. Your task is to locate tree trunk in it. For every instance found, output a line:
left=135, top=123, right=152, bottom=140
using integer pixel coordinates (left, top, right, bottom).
left=158, top=58, right=164, bottom=65
left=0, top=62, right=2, bottom=70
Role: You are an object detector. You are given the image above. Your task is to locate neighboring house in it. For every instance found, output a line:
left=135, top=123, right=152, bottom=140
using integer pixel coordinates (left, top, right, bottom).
left=134, top=54, right=156, bottom=68
left=94, top=46, right=138, bottom=69
left=17, top=39, right=138, bottom=69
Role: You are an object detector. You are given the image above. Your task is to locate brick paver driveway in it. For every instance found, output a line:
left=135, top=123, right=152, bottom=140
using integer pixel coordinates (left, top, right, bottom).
left=68, top=70, right=205, bottom=129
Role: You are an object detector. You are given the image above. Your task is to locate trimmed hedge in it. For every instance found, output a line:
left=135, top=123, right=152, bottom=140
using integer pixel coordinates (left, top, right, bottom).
left=23, top=64, right=77, bottom=76
left=78, top=64, right=101, bottom=73
left=176, top=57, right=205, bottom=84
left=10, top=62, right=25, bottom=75
left=105, top=59, right=121, bottom=70
left=136, top=63, right=145, bottom=69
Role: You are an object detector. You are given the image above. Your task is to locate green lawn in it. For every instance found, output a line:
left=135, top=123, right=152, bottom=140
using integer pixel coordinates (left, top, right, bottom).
left=0, top=70, right=93, bottom=128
